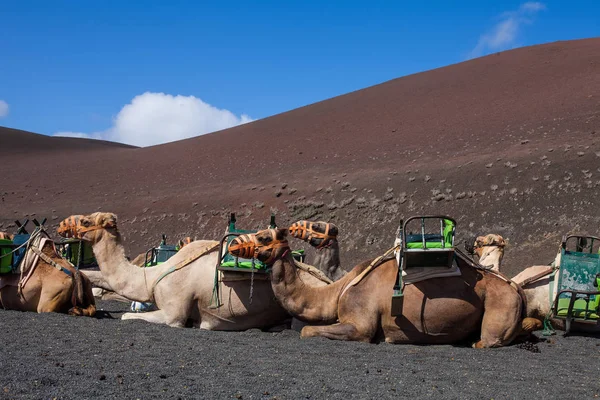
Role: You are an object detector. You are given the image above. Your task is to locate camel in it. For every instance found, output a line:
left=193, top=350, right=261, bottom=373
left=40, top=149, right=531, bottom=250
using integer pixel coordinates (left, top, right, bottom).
left=289, top=220, right=347, bottom=281
left=57, top=212, right=330, bottom=329
left=90, top=235, right=194, bottom=302
left=229, top=228, right=536, bottom=347
left=0, top=229, right=96, bottom=316
left=472, top=234, right=599, bottom=333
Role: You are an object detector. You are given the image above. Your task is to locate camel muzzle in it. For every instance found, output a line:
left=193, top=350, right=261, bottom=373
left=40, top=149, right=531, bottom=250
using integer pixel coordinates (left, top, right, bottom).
left=289, top=221, right=337, bottom=249
left=57, top=216, right=84, bottom=239
left=228, top=230, right=290, bottom=264
left=228, top=234, right=259, bottom=259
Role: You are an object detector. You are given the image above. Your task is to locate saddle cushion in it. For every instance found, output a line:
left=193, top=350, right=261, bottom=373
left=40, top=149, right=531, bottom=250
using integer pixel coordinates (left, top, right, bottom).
left=556, top=297, right=599, bottom=319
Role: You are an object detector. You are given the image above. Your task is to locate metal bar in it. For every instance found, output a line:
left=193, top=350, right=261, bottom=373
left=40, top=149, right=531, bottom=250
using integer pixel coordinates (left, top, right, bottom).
left=421, top=218, right=426, bottom=249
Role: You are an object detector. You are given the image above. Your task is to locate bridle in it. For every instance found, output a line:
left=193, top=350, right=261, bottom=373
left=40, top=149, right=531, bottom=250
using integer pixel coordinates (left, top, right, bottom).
left=57, top=215, right=113, bottom=239
left=289, top=221, right=337, bottom=249
left=229, top=229, right=290, bottom=264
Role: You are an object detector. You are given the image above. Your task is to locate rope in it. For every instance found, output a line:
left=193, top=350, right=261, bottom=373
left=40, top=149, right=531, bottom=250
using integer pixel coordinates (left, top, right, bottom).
left=340, top=245, right=399, bottom=297
left=149, top=242, right=220, bottom=303
left=0, top=229, right=41, bottom=259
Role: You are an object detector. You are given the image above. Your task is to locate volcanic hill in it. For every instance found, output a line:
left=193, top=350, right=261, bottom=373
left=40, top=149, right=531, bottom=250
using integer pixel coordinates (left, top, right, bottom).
left=1, top=38, right=599, bottom=276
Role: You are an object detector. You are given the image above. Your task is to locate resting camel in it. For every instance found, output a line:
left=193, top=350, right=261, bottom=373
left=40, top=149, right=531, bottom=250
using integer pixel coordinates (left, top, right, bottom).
left=229, top=228, right=537, bottom=347
left=472, top=234, right=598, bottom=333
left=57, top=212, right=330, bottom=329
left=289, top=220, right=347, bottom=281
left=0, top=229, right=96, bottom=316
left=89, top=236, right=195, bottom=302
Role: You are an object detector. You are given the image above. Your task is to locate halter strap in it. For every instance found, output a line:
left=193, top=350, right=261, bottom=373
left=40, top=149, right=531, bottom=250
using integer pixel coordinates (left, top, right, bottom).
left=289, top=221, right=337, bottom=249
left=57, top=215, right=108, bottom=239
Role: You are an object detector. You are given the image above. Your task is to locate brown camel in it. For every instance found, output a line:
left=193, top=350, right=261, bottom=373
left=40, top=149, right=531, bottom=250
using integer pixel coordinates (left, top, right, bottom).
left=473, top=234, right=598, bottom=333
left=0, top=229, right=96, bottom=316
left=289, top=220, right=347, bottom=281
left=57, top=212, right=329, bottom=329
left=229, top=228, right=536, bottom=347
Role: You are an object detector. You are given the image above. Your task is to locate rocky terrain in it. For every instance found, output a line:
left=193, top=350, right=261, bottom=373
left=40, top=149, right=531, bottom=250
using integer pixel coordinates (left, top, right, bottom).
left=2, top=38, right=600, bottom=277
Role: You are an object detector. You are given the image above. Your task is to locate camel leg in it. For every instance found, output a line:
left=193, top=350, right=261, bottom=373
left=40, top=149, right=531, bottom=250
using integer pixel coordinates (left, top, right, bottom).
left=83, top=270, right=113, bottom=291
left=37, top=289, right=70, bottom=313
left=473, top=299, right=522, bottom=349
left=121, top=309, right=187, bottom=328
left=301, top=322, right=373, bottom=343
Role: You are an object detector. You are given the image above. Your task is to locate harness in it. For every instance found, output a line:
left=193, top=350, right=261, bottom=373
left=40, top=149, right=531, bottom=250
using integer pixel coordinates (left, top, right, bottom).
left=229, top=230, right=290, bottom=264
left=289, top=221, right=337, bottom=249
left=57, top=215, right=107, bottom=239
left=148, top=242, right=220, bottom=303
left=0, top=227, right=78, bottom=306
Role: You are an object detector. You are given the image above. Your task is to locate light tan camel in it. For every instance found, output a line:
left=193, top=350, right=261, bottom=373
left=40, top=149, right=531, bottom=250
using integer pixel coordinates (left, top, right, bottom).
left=469, top=234, right=506, bottom=272
left=473, top=234, right=598, bottom=333
left=230, top=228, right=535, bottom=347
left=289, top=220, right=347, bottom=281
left=90, top=236, right=194, bottom=301
left=0, top=229, right=96, bottom=316
left=57, top=212, right=329, bottom=329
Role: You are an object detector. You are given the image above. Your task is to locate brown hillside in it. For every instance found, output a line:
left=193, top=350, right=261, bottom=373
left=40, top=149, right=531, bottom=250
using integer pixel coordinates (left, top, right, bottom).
left=0, top=126, right=136, bottom=155
left=1, top=38, right=599, bottom=276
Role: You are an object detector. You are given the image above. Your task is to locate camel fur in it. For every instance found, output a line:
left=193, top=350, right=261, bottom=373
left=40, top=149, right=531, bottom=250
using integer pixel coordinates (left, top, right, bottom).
left=473, top=234, right=599, bottom=334
left=58, top=212, right=328, bottom=329
left=0, top=230, right=96, bottom=316
left=231, top=228, right=534, bottom=348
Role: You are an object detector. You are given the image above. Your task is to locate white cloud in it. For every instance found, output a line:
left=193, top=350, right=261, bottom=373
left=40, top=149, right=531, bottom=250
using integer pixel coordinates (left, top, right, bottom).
left=0, top=100, right=9, bottom=118
left=55, top=131, right=98, bottom=139
left=54, top=92, right=254, bottom=147
left=469, top=2, right=546, bottom=59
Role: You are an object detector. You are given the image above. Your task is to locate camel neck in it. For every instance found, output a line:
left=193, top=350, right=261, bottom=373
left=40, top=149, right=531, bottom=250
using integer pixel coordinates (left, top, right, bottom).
left=92, top=232, right=159, bottom=302
left=478, top=246, right=503, bottom=272
left=270, top=253, right=353, bottom=323
left=312, top=241, right=344, bottom=280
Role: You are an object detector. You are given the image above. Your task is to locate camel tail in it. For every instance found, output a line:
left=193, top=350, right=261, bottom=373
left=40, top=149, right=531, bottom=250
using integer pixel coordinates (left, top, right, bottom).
left=68, top=270, right=97, bottom=317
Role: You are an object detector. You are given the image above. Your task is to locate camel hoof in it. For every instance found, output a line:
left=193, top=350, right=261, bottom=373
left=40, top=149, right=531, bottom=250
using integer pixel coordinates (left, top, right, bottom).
left=521, top=317, right=543, bottom=333
left=300, top=326, right=317, bottom=338
left=68, top=307, right=83, bottom=316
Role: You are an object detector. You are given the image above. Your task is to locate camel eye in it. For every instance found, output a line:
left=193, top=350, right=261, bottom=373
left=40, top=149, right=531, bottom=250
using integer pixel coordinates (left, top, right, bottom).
left=82, top=220, right=90, bottom=227
left=258, top=235, right=270, bottom=244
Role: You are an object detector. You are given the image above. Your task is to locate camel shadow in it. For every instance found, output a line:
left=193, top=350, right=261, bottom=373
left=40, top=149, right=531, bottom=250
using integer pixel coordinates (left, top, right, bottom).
left=94, top=309, right=124, bottom=319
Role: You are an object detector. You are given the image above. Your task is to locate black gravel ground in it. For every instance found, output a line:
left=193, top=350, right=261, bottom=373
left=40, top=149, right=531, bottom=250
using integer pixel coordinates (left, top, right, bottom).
left=1, top=301, right=599, bottom=400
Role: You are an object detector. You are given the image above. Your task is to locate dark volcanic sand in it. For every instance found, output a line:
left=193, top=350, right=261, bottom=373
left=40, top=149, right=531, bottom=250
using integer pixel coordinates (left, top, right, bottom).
left=0, top=300, right=599, bottom=399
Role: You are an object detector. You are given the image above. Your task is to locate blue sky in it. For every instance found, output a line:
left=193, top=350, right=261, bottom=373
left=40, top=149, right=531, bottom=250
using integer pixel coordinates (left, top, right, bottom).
left=0, top=1, right=598, bottom=146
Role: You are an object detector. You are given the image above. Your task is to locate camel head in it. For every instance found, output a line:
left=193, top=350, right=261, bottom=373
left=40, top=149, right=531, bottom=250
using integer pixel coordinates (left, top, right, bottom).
left=471, top=234, right=506, bottom=271
left=57, top=212, right=119, bottom=243
left=288, top=220, right=338, bottom=249
left=228, top=228, right=290, bottom=264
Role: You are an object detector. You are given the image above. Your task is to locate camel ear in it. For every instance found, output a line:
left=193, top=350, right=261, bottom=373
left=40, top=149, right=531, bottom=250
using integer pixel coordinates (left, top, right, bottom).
left=101, top=213, right=118, bottom=229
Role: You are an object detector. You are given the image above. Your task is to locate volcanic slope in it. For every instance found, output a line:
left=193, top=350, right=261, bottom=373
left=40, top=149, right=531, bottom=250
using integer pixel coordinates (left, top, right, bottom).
left=1, top=38, right=599, bottom=276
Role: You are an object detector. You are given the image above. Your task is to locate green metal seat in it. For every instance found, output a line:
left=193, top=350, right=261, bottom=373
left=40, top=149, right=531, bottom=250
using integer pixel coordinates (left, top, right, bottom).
left=0, top=238, right=14, bottom=274
left=392, top=216, right=457, bottom=316
left=551, top=235, right=600, bottom=333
